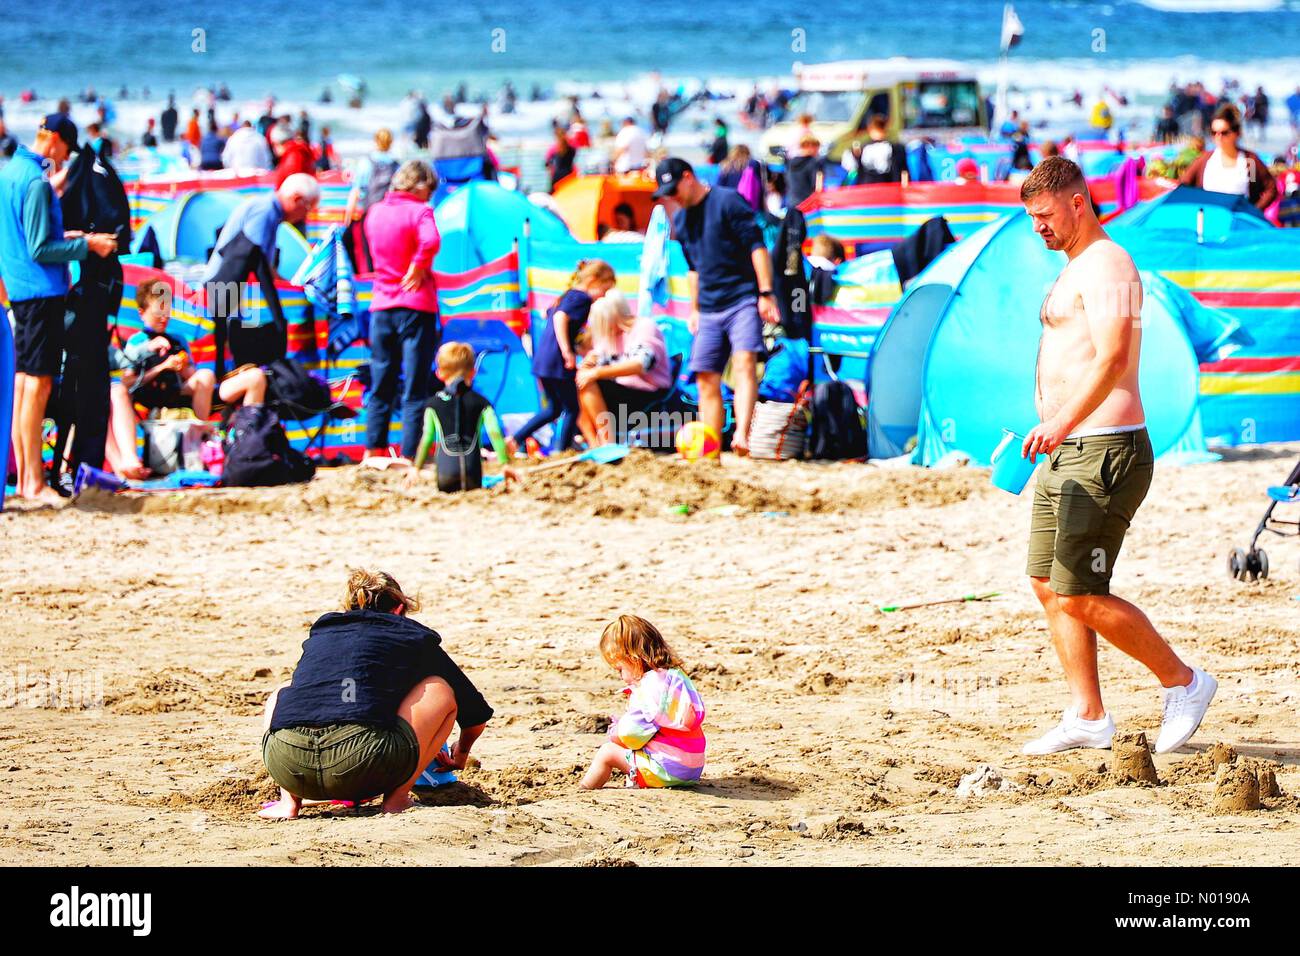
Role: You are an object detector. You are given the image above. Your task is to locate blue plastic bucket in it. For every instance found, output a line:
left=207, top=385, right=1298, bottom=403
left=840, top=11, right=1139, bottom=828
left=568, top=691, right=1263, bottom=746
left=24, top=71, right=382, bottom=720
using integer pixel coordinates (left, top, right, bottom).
left=990, top=429, right=1041, bottom=495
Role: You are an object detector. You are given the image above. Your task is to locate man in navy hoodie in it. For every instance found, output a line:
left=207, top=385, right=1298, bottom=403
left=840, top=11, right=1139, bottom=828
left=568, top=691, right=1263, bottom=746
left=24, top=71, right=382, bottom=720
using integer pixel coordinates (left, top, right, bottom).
left=0, top=114, right=116, bottom=503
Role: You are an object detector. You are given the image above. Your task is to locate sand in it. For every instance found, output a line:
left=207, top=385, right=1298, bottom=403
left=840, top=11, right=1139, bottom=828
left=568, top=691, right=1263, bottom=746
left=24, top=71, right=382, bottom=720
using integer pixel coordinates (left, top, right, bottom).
left=2, top=444, right=1298, bottom=866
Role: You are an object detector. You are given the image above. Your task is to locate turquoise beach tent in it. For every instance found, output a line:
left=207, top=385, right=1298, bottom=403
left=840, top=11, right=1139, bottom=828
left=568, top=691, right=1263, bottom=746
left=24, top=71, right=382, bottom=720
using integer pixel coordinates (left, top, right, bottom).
left=1108, top=185, right=1269, bottom=242
left=865, top=224, right=998, bottom=459
left=131, top=191, right=313, bottom=276
left=1109, top=222, right=1300, bottom=446
left=865, top=212, right=1246, bottom=466
left=433, top=181, right=571, bottom=273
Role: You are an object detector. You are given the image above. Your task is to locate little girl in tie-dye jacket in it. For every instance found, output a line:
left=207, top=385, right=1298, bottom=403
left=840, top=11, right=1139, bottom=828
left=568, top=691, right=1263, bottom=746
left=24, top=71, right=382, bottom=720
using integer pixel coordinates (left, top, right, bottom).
left=580, top=615, right=707, bottom=790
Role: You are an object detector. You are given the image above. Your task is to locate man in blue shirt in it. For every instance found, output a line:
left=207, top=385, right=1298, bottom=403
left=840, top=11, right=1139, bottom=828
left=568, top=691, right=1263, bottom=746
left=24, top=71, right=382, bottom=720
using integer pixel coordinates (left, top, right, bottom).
left=201, top=173, right=318, bottom=377
left=0, top=114, right=116, bottom=503
left=654, top=157, right=777, bottom=456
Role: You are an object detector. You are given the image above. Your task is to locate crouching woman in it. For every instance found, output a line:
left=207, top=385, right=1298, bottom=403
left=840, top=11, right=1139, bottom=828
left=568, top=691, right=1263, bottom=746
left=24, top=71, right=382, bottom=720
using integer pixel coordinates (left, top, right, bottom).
left=258, top=569, right=492, bottom=818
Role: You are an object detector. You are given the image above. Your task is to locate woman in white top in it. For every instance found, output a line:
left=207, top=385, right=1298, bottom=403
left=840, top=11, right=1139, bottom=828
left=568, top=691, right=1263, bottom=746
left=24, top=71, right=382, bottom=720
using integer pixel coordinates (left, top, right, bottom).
left=1180, top=104, right=1277, bottom=211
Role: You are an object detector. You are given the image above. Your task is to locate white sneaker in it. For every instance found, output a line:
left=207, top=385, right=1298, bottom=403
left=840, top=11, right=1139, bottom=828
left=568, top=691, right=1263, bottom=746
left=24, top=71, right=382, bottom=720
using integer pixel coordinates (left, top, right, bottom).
left=1155, top=667, right=1217, bottom=754
left=1022, top=708, right=1116, bottom=755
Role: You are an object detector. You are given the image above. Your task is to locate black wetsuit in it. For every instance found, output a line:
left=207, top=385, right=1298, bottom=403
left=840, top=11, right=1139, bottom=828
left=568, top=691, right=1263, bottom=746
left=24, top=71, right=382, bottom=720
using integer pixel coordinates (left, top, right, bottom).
left=417, top=380, right=508, bottom=494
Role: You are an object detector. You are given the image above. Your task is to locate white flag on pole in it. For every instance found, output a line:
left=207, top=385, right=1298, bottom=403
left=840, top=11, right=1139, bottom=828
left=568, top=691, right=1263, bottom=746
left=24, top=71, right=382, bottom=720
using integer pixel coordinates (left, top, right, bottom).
left=1001, top=3, right=1025, bottom=52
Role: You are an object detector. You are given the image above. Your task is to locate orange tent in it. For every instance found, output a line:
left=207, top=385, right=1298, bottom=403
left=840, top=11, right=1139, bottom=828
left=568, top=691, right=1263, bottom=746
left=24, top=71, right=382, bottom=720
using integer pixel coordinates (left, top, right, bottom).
left=550, top=173, right=662, bottom=242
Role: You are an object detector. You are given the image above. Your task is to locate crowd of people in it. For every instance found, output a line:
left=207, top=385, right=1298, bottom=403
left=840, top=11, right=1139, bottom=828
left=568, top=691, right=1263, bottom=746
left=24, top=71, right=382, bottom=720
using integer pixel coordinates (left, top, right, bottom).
left=0, top=107, right=329, bottom=499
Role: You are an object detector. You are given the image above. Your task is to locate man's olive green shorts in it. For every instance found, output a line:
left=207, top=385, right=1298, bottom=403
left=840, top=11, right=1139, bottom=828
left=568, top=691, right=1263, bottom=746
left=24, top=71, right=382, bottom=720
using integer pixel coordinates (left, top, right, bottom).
left=262, top=720, right=420, bottom=802
left=1026, top=428, right=1154, bottom=596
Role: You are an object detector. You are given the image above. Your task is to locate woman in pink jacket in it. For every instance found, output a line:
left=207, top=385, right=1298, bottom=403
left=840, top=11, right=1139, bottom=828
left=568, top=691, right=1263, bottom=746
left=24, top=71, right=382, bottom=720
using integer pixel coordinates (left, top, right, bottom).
left=362, top=160, right=442, bottom=461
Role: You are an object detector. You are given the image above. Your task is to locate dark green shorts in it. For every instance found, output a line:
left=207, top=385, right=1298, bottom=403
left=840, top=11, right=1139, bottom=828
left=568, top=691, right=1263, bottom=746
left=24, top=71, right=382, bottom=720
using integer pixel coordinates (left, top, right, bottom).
left=262, top=719, right=420, bottom=802
left=1026, top=428, right=1154, bottom=596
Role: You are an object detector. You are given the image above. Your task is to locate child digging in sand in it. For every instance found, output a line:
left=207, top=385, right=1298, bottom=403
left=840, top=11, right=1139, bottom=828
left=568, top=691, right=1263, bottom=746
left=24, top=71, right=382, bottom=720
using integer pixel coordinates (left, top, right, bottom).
left=580, top=615, right=706, bottom=790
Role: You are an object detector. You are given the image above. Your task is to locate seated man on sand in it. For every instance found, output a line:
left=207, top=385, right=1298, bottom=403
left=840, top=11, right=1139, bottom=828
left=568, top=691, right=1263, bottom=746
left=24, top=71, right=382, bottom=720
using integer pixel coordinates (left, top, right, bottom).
left=258, top=569, right=493, bottom=818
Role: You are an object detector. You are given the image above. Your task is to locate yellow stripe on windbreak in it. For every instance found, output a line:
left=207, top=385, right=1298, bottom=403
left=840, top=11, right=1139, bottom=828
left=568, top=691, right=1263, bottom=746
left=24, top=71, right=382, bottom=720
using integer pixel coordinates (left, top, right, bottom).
left=1200, top=371, right=1300, bottom=396
left=440, top=281, right=520, bottom=308
left=1161, top=270, right=1300, bottom=292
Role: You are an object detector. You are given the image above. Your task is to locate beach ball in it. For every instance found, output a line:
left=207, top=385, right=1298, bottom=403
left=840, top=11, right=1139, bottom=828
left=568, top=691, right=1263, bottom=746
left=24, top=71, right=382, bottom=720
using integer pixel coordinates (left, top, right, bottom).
left=675, top=422, right=721, bottom=461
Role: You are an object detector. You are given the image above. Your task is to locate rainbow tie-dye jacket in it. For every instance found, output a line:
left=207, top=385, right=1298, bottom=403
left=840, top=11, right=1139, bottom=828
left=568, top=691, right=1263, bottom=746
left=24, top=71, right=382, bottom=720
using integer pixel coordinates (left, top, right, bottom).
left=609, top=668, right=707, bottom=788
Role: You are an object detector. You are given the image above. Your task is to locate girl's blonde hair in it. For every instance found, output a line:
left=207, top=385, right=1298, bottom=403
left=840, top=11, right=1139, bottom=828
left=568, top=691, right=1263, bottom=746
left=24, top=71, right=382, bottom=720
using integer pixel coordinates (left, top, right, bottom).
left=588, top=289, right=633, bottom=355
left=566, top=258, right=616, bottom=293
left=600, top=615, right=682, bottom=672
left=721, top=144, right=751, bottom=175
left=343, top=568, right=420, bottom=615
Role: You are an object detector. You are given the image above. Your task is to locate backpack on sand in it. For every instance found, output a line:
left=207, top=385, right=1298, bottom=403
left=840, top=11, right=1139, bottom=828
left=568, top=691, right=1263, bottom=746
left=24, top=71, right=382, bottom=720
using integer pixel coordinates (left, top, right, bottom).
left=221, top=405, right=315, bottom=487
left=809, top=380, right=867, bottom=460
left=265, top=357, right=331, bottom=412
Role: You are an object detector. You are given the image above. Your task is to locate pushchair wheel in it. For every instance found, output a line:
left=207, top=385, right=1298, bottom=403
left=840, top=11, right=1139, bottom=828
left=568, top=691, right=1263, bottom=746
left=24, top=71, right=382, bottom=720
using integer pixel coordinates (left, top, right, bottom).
left=1228, top=548, right=1250, bottom=581
left=1251, top=549, right=1269, bottom=580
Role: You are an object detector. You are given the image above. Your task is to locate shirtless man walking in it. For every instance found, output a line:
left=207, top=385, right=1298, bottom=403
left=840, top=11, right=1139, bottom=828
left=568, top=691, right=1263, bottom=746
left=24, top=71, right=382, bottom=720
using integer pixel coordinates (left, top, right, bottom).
left=1018, top=157, right=1216, bottom=755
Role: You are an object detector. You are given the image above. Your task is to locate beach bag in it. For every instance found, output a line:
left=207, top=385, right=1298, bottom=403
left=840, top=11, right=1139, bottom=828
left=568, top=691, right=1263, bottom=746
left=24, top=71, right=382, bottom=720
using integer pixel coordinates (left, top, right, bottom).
left=140, top=419, right=204, bottom=477
left=221, top=405, right=315, bottom=487
left=749, top=389, right=809, bottom=461
left=810, top=380, right=867, bottom=460
left=265, top=358, right=331, bottom=412
left=758, top=338, right=808, bottom=403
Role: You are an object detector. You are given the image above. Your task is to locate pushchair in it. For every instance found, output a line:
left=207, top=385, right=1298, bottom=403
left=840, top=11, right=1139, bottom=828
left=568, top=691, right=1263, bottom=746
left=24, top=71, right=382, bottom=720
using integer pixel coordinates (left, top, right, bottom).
left=1226, top=458, right=1300, bottom=581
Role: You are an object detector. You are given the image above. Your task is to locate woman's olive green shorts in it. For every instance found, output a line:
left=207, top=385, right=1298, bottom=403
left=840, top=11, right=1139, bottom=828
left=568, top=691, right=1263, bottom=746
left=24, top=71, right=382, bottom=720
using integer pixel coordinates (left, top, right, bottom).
left=262, top=719, right=420, bottom=802
left=1026, top=429, right=1154, bottom=596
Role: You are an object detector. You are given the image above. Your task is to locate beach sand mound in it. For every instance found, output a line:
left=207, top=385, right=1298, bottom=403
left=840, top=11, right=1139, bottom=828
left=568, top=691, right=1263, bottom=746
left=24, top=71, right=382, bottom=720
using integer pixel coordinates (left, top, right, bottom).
left=458, top=761, right=587, bottom=805
left=1165, top=743, right=1240, bottom=785
left=161, top=774, right=282, bottom=817
left=67, top=449, right=987, bottom=522
left=1110, top=731, right=1160, bottom=784
left=518, top=449, right=987, bottom=517
left=1213, top=762, right=1263, bottom=813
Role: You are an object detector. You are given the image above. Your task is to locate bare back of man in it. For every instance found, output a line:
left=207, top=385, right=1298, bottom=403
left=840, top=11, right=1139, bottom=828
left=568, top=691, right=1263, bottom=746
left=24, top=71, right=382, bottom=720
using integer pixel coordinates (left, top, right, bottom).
left=1016, top=157, right=1216, bottom=759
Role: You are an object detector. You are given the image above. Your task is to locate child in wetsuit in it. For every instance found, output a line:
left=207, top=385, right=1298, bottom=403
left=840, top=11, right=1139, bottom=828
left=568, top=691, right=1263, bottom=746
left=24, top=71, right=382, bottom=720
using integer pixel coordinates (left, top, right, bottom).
left=411, top=342, right=521, bottom=493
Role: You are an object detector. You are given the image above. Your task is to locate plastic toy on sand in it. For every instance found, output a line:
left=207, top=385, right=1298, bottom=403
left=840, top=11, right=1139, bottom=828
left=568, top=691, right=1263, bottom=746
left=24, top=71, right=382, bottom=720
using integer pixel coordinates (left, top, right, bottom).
left=675, top=422, right=721, bottom=461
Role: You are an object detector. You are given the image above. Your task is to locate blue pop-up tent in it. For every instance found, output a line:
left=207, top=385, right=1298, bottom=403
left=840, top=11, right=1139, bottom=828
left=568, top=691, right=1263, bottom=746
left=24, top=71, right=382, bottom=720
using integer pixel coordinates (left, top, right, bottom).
left=433, top=181, right=571, bottom=273
left=1108, top=185, right=1269, bottom=242
left=866, top=212, right=1247, bottom=466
